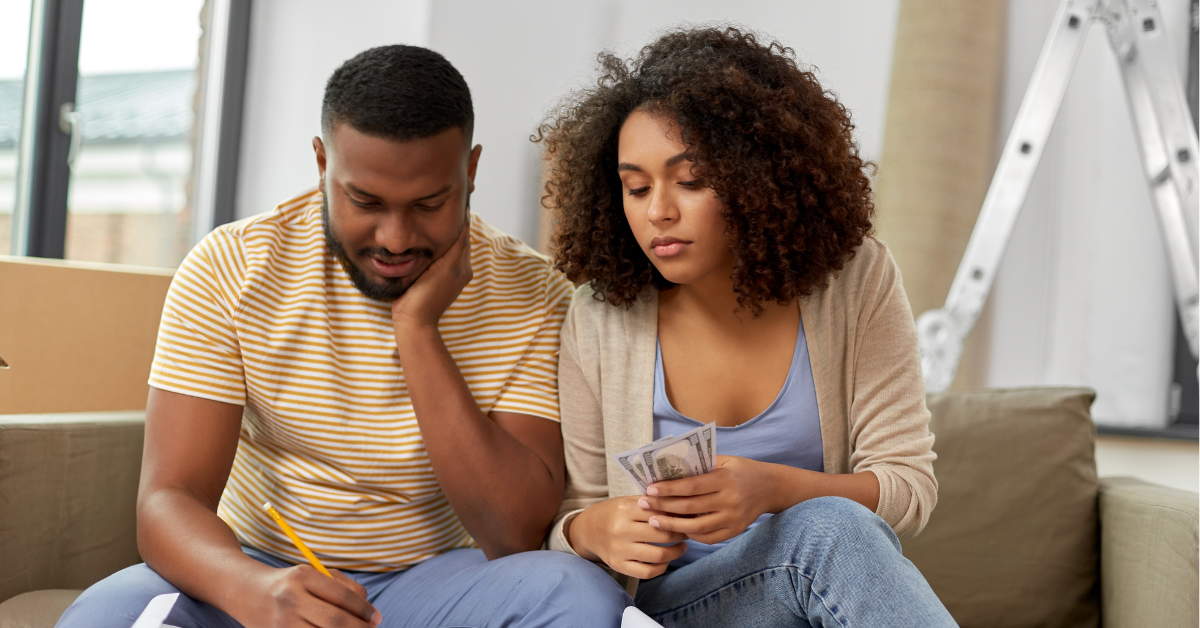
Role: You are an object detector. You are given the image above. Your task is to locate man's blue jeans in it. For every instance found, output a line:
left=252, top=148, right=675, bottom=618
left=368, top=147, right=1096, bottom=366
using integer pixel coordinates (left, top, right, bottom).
left=635, top=497, right=957, bottom=627
left=55, top=548, right=630, bottom=628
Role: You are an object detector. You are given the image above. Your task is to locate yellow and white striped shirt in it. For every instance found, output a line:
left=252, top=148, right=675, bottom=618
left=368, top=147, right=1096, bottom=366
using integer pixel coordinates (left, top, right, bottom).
left=149, top=188, right=572, bottom=571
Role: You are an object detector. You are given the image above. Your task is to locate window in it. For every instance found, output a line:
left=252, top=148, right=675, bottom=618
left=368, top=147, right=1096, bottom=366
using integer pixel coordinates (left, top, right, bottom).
left=7, top=0, right=250, bottom=268
left=0, top=1, right=35, bottom=256
left=63, top=0, right=204, bottom=267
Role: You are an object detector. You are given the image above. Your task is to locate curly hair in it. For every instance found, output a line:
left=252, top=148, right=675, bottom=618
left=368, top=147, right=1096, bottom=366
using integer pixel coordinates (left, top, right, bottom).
left=535, top=27, right=875, bottom=314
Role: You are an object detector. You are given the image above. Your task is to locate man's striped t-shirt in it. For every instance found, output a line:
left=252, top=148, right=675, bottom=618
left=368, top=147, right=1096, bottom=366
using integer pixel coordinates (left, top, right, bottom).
left=149, top=188, right=573, bottom=571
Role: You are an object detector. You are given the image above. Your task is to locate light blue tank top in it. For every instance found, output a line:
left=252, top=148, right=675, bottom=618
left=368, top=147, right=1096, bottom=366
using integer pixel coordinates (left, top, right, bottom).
left=653, top=317, right=823, bottom=568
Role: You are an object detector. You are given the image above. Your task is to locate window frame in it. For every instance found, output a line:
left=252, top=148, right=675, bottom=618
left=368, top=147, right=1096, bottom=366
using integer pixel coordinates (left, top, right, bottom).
left=8, top=0, right=252, bottom=260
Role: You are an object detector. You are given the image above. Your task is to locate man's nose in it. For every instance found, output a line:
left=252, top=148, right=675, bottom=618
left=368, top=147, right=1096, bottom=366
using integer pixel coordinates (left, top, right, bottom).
left=374, top=211, right=415, bottom=255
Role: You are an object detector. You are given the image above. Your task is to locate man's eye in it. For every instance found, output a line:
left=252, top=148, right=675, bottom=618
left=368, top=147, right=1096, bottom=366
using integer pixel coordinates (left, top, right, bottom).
left=415, top=202, right=447, bottom=211
left=627, top=186, right=650, bottom=197
left=350, top=197, right=378, bottom=209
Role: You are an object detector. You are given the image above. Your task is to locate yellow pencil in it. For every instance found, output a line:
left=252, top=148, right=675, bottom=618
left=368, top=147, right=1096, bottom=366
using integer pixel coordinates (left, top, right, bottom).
left=263, top=502, right=333, bottom=578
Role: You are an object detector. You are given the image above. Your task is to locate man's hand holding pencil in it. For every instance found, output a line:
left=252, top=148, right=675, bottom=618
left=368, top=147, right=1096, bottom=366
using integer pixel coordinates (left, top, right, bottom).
left=261, top=502, right=383, bottom=627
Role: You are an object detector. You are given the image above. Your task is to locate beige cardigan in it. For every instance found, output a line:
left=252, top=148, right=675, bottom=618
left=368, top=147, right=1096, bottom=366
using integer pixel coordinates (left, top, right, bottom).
left=547, top=237, right=937, bottom=593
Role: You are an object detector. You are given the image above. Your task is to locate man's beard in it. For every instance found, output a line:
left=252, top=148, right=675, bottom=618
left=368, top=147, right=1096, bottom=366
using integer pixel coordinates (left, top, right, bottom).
left=321, top=193, right=432, bottom=302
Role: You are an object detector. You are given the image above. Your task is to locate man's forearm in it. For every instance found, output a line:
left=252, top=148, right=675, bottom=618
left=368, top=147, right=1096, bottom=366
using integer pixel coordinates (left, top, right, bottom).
left=138, top=487, right=275, bottom=622
left=395, top=325, right=562, bottom=558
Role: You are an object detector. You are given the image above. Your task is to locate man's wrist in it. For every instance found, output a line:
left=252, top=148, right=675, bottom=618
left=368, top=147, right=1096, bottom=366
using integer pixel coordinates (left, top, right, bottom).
left=392, top=322, right=442, bottom=355
left=214, top=556, right=276, bottom=622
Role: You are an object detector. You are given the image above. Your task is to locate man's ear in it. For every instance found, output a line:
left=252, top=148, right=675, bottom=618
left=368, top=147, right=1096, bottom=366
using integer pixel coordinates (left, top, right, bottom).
left=467, top=144, right=482, bottom=193
left=313, top=136, right=327, bottom=182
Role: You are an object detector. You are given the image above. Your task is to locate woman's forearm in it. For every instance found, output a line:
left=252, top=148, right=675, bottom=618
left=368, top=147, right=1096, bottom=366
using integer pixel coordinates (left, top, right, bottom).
left=763, top=464, right=880, bottom=514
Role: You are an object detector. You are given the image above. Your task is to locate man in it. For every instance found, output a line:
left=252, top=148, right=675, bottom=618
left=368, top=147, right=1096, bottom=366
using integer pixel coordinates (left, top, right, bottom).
left=56, top=45, right=629, bottom=628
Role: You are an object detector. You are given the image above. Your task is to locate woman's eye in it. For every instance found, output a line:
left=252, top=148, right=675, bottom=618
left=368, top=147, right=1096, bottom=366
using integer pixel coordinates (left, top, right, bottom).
left=627, top=186, right=650, bottom=197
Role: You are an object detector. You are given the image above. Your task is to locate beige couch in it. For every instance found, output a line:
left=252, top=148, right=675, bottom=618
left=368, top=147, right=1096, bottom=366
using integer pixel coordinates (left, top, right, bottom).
left=0, top=389, right=1196, bottom=628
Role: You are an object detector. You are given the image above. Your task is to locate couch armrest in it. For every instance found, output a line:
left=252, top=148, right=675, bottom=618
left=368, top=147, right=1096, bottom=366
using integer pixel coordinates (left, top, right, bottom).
left=0, top=412, right=145, bottom=603
left=1099, top=476, right=1198, bottom=628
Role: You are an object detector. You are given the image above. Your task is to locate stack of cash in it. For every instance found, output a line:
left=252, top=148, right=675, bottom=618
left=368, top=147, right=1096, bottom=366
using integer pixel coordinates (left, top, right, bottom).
left=613, top=423, right=716, bottom=494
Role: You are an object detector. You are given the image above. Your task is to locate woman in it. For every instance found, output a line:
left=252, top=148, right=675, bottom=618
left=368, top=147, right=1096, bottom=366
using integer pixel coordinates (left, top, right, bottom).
left=537, top=27, right=956, bottom=627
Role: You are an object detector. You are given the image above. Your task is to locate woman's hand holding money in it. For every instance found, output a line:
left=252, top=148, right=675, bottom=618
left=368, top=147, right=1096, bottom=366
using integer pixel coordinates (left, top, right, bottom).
left=638, top=455, right=779, bottom=545
left=566, top=496, right=688, bottom=579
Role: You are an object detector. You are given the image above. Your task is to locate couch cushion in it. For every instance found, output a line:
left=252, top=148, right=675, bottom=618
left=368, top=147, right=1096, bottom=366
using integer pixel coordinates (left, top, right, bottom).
left=0, top=414, right=144, bottom=603
left=903, top=388, right=1099, bottom=628
left=0, top=590, right=81, bottom=628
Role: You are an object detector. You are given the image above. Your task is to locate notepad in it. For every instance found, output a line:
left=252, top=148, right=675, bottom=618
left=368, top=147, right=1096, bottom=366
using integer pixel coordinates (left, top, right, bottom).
left=131, top=593, right=179, bottom=628
left=621, top=606, right=664, bottom=628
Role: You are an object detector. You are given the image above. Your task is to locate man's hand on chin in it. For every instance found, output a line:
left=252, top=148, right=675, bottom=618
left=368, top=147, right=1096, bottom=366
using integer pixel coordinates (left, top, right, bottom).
left=391, top=214, right=473, bottom=340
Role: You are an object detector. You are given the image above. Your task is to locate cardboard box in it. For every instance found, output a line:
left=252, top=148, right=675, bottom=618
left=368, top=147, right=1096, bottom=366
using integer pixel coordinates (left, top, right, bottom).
left=0, top=256, right=173, bottom=414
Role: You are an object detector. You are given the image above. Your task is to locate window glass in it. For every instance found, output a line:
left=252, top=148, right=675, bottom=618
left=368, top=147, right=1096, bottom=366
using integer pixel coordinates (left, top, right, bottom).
left=0, top=1, right=34, bottom=257
left=64, top=0, right=205, bottom=267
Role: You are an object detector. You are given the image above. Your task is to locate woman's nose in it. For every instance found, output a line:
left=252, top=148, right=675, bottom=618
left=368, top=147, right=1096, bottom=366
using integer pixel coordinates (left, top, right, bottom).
left=646, top=189, right=678, bottom=224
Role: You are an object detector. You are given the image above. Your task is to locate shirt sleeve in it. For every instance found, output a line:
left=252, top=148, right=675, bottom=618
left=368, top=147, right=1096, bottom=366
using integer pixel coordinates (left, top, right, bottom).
left=490, top=267, right=573, bottom=422
left=148, top=228, right=248, bottom=405
left=847, top=244, right=938, bottom=538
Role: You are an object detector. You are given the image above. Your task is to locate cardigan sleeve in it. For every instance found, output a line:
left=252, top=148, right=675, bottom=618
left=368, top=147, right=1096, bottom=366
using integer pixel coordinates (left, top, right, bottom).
left=848, top=245, right=939, bottom=538
left=547, top=300, right=613, bottom=555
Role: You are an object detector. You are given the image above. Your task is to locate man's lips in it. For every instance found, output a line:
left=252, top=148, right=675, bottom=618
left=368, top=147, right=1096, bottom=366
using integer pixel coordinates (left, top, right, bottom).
left=369, top=256, right=418, bottom=278
left=649, top=236, right=690, bottom=258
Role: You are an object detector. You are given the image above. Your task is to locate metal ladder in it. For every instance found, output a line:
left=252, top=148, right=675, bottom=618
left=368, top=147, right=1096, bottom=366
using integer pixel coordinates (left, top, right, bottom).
left=917, top=0, right=1200, bottom=392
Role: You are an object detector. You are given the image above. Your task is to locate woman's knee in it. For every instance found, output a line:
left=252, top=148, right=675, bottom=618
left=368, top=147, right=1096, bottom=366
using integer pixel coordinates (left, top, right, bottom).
left=766, top=497, right=901, bottom=557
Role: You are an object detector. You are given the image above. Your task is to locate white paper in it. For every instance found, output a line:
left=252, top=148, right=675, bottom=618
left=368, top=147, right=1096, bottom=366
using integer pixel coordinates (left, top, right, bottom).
left=621, top=606, right=664, bottom=628
left=131, top=593, right=179, bottom=628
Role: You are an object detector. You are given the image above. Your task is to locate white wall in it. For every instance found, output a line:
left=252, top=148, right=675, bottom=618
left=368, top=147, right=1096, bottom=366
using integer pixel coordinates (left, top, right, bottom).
left=433, top=0, right=899, bottom=244
left=985, top=0, right=1194, bottom=428
left=236, top=0, right=430, bottom=219
left=426, top=0, right=620, bottom=243
left=238, top=0, right=900, bottom=244
left=1096, top=435, right=1199, bottom=492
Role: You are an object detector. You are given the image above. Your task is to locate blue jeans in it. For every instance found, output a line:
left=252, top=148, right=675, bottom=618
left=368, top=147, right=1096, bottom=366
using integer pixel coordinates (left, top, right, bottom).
left=634, top=497, right=956, bottom=627
left=56, top=547, right=631, bottom=628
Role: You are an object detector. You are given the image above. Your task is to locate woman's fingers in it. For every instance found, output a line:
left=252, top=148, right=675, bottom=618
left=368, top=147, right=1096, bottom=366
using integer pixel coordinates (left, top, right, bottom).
left=638, top=525, right=688, bottom=544
left=647, top=512, right=723, bottom=536
left=627, top=540, right=687, bottom=565
left=646, top=471, right=719, bottom=497
left=639, top=495, right=714, bottom=515
left=617, top=560, right=670, bottom=580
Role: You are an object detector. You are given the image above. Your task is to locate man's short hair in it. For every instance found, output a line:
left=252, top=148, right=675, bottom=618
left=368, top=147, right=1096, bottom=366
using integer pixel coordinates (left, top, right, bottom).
left=321, top=45, right=474, bottom=143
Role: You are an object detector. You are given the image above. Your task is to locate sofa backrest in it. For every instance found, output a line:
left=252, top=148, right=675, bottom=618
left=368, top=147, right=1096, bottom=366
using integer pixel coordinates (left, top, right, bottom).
left=903, top=388, right=1100, bottom=628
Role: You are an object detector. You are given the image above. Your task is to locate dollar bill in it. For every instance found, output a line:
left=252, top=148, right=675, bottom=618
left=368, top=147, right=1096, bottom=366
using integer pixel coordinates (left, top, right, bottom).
left=613, top=422, right=716, bottom=494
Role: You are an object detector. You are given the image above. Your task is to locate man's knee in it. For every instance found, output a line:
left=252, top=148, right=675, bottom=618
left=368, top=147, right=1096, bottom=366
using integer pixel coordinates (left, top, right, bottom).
left=497, top=551, right=630, bottom=619
left=56, top=564, right=180, bottom=628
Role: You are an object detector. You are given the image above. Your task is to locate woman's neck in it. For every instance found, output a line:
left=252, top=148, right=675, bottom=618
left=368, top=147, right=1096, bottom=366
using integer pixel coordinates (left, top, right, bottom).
left=659, top=266, right=794, bottom=331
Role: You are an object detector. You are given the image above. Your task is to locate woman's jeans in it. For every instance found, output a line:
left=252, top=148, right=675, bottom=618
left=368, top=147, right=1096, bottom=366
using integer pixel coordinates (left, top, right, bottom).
left=634, top=496, right=957, bottom=628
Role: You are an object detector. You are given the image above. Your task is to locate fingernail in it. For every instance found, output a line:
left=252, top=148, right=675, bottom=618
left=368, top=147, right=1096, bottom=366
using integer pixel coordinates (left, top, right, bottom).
left=647, top=486, right=659, bottom=496
left=372, top=611, right=382, bottom=626
left=638, top=498, right=650, bottom=510
left=649, top=518, right=661, bottom=529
